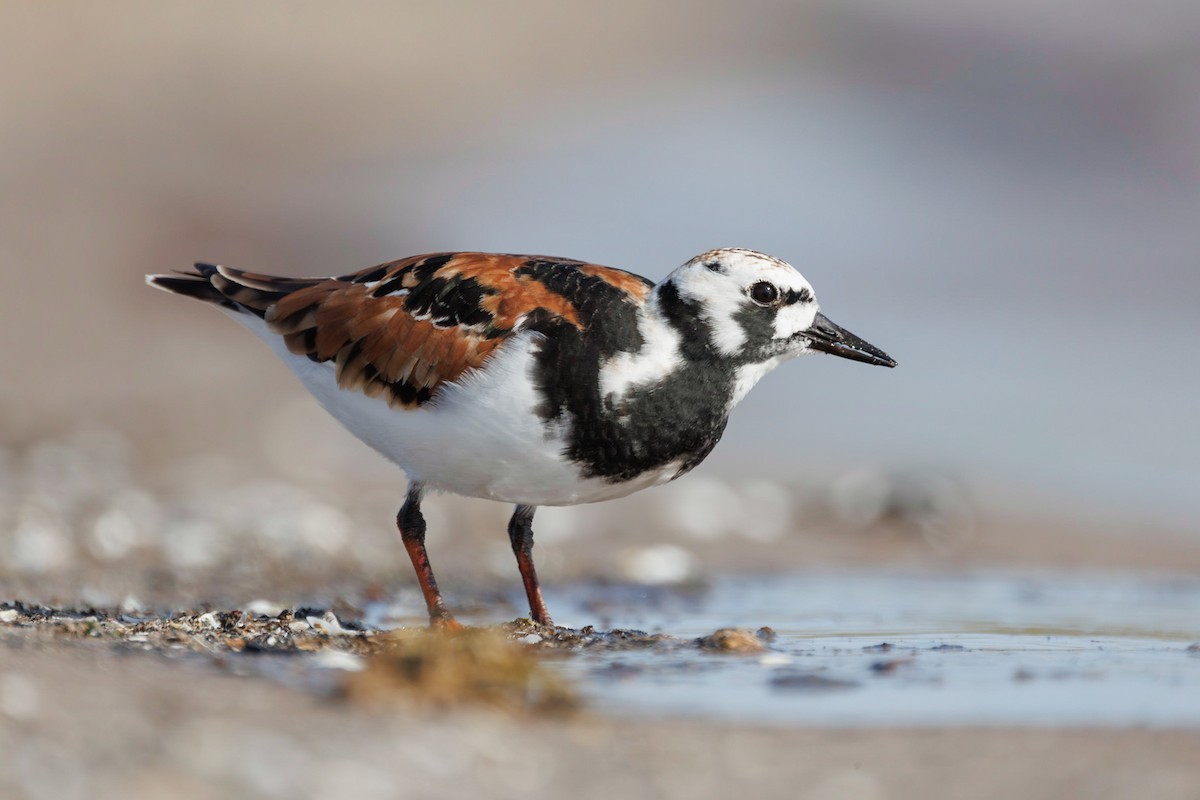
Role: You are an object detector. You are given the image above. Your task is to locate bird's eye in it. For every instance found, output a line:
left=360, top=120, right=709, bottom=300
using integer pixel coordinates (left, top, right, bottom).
left=749, top=281, right=779, bottom=306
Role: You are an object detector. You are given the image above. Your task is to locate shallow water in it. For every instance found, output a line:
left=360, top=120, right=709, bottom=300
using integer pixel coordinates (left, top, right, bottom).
left=541, top=571, right=1200, bottom=728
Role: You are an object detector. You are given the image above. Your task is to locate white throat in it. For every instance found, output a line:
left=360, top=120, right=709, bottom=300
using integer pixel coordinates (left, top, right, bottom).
left=731, top=355, right=787, bottom=407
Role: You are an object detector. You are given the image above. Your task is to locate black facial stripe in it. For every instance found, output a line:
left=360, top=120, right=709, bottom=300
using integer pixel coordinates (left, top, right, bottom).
left=732, top=304, right=778, bottom=358
left=783, top=287, right=813, bottom=305
left=657, top=281, right=720, bottom=361
left=661, top=279, right=782, bottom=365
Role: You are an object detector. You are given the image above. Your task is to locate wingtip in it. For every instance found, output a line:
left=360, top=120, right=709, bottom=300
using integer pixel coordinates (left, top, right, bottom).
left=145, top=269, right=226, bottom=303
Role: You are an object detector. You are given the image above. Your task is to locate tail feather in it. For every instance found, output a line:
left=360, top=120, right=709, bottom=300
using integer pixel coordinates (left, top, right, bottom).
left=146, top=262, right=320, bottom=318
left=145, top=264, right=232, bottom=306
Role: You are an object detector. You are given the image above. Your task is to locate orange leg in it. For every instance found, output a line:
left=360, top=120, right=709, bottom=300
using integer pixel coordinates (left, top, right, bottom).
left=508, top=505, right=553, bottom=626
left=396, top=484, right=460, bottom=630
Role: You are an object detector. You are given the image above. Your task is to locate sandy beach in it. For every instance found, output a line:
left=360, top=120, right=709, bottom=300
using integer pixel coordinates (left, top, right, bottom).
left=3, top=637, right=1199, bottom=800
left=4, top=512, right=1200, bottom=799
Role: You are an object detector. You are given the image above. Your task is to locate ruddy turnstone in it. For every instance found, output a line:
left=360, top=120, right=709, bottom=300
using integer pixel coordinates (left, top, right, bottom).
left=148, top=249, right=895, bottom=628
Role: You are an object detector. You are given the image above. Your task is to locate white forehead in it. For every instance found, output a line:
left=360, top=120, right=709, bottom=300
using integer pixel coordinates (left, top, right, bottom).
left=669, top=248, right=820, bottom=357
left=684, top=248, right=813, bottom=293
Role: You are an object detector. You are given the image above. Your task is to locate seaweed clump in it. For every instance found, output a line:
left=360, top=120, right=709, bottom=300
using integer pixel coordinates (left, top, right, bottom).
left=344, top=627, right=579, bottom=716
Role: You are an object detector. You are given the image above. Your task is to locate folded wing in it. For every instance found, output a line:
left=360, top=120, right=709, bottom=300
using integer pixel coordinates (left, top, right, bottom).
left=151, top=252, right=652, bottom=408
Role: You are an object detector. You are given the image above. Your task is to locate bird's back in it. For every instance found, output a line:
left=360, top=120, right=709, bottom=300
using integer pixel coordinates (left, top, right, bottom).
left=149, top=253, right=654, bottom=407
left=148, top=253, right=671, bottom=504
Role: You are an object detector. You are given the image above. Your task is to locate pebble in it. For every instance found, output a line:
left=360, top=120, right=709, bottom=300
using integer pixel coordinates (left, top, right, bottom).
left=696, top=628, right=766, bottom=653
left=758, top=653, right=793, bottom=666
left=245, top=599, right=285, bottom=617
left=311, top=651, right=365, bottom=672
left=308, top=611, right=356, bottom=636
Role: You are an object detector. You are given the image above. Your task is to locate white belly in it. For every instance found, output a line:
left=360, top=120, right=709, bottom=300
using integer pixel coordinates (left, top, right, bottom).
left=228, top=313, right=677, bottom=506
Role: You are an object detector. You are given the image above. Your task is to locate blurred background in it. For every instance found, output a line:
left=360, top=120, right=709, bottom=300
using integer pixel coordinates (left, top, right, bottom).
left=2, top=1, right=1198, bottom=602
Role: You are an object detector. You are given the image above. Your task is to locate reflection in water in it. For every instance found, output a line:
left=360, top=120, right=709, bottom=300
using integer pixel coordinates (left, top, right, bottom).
left=538, top=571, right=1200, bottom=727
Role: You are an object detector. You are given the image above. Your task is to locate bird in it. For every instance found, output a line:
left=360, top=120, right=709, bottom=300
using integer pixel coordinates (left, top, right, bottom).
left=147, top=248, right=896, bottom=629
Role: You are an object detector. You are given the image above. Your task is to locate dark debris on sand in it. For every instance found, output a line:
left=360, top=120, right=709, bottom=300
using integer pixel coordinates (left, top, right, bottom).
left=2, top=600, right=784, bottom=712
left=0, top=600, right=377, bottom=657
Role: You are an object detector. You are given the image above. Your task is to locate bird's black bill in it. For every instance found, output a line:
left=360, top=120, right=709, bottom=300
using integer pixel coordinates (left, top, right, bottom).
left=804, top=312, right=897, bottom=368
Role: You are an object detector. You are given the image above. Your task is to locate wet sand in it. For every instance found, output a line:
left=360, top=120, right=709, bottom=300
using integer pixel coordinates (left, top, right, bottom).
left=2, top=643, right=1199, bottom=800
left=5, top=556, right=1200, bottom=799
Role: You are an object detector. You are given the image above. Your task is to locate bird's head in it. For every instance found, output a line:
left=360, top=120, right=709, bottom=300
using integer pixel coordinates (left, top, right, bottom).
left=658, top=248, right=896, bottom=370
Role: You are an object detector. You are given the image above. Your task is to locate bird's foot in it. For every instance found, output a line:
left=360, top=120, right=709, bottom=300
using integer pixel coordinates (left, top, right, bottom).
left=429, top=613, right=464, bottom=633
